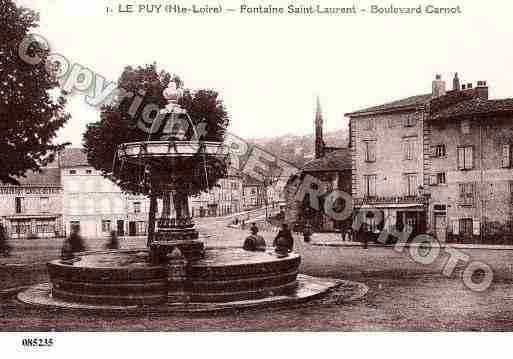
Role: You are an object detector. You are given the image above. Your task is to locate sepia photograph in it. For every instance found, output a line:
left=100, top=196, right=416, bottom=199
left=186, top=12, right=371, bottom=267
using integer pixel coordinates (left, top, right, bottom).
left=1, top=0, right=513, bottom=356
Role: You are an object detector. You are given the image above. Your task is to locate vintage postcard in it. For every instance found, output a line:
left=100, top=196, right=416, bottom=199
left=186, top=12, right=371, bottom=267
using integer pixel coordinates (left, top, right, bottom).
left=1, top=0, right=512, bottom=357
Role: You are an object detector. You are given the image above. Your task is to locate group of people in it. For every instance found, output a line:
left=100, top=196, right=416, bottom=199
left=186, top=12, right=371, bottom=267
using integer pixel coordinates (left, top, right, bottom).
left=61, top=227, right=120, bottom=259
left=243, top=222, right=294, bottom=256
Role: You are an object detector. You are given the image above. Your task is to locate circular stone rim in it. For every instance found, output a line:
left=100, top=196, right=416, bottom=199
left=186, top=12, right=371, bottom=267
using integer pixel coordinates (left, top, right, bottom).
left=117, top=141, right=228, bottom=164
left=16, top=275, right=368, bottom=313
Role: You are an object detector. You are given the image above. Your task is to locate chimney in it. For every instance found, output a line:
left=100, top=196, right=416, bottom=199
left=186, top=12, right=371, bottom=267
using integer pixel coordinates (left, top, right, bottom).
left=476, top=80, right=489, bottom=100
left=452, top=72, right=461, bottom=91
left=432, top=74, right=446, bottom=98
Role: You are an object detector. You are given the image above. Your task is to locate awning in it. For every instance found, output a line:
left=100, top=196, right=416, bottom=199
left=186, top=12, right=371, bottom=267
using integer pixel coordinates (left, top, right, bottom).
left=4, top=214, right=59, bottom=220
left=356, top=203, right=425, bottom=210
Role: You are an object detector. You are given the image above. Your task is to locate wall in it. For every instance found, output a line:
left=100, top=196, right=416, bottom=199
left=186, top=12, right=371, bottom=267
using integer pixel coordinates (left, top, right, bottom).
left=351, top=110, right=425, bottom=199
left=429, top=116, right=513, bottom=237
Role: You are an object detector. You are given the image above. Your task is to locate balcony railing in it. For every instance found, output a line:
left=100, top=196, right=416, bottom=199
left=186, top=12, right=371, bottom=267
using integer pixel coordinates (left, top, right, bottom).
left=354, top=195, right=429, bottom=206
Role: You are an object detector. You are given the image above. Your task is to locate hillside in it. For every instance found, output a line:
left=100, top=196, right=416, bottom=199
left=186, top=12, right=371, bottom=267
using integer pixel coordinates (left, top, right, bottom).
left=248, top=129, right=349, bottom=168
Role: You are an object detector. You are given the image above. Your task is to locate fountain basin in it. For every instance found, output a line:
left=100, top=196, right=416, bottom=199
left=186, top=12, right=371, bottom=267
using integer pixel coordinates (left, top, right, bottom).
left=118, top=141, right=228, bottom=166
left=47, top=248, right=300, bottom=306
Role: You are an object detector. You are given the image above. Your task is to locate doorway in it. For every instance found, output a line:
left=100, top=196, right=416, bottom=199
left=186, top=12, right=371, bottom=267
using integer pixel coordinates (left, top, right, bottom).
left=434, top=215, right=447, bottom=242
left=117, top=220, right=125, bottom=236
left=129, top=221, right=136, bottom=236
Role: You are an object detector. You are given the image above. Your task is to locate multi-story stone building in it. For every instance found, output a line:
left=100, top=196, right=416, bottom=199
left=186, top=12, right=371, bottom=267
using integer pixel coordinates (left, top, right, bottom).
left=347, top=73, right=513, bottom=242
left=190, top=167, right=244, bottom=217
left=0, top=168, right=63, bottom=239
left=59, top=148, right=150, bottom=238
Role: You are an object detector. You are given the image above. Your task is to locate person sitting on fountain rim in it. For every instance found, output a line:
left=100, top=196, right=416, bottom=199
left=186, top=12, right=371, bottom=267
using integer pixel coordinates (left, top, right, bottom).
left=273, top=223, right=294, bottom=256
left=243, top=226, right=266, bottom=252
left=61, top=226, right=86, bottom=260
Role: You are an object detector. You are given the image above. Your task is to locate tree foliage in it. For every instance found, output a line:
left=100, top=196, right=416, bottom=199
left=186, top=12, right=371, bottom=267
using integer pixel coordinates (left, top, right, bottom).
left=83, top=63, right=230, bottom=197
left=0, top=0, right=69, bottom=184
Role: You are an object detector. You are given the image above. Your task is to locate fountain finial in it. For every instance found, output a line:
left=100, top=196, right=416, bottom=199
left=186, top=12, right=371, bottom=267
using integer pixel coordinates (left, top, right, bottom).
left=163, top=81, right=183, bottom=104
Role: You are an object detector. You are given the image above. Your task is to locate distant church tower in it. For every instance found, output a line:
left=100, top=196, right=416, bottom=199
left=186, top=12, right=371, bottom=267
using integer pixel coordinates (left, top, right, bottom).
left=314, top=95, right=325, bottom=159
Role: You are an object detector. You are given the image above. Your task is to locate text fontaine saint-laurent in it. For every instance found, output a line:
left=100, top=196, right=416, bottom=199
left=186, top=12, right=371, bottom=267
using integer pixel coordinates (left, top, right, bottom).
left=240, top=4, right=357, bottom=14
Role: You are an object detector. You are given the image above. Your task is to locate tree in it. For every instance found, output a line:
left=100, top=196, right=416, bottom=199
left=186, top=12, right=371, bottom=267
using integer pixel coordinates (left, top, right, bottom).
left=0, top=0, right=70, bottom=184
left=83, top=64, right=230, bottom=243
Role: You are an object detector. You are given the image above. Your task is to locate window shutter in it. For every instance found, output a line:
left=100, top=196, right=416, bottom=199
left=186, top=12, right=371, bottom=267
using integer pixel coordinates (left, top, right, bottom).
left=473, top=220, right=480, bottom=235
left=453, top=219, right=459, bottom=235
left=430, top=146, right=436, bottom=157
left=502, top=144, right=511, bottom=168
left=465, top=147, right=473, bottom=169
left=429, top=174, right=437, bottom=186
left=457, top=148, right=464, bottom=170
left=403, top=175, right=409, bottom=196
left=458, top=184, right=465, bottom=204
left=370, top=176, right=376, bottom=197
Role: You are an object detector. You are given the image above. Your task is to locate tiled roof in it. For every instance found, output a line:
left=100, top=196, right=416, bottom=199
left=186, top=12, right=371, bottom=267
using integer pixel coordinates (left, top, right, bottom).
left=9, top=168, right=61, bottom=187
left=302, top=148, right=351, bottom=173
left=346, top=93, right=431, bottom=116
left=431, top=98, right=513, bottom=120
left=59, top=148, right=89, bottom=168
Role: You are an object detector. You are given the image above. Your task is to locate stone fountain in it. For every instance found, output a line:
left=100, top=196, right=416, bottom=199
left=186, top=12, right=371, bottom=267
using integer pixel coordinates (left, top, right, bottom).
left=17, top=83, right=348, bottom=312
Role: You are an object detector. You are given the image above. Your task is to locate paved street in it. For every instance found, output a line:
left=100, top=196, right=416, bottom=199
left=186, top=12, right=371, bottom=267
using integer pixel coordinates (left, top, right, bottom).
left=2, top=215, right=513, bottom=331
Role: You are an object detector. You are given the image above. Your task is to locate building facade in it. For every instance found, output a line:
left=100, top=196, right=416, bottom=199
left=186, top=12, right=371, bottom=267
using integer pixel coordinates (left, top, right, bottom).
left=347, top=73, right=513, bottom=242
left=190, top=168, right=244, bottom=217
left=0, top=168, right=63, bottom=239
left=285, top=97, right=351, bottom=231
left=60, top=148, right=151, bottom=238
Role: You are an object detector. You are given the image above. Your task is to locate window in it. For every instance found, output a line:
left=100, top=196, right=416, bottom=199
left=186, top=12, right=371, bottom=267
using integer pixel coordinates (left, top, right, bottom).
left=457, top=146, right=474, bottom=170
left=364, top=140, right=376, bottom=162
left=12, top=220, right=30, bottom=234
left=36, top=220, right=54, bottom=234
left=437, top=172, right=447, bottom=185
left=404, top=114, right=417, bottom=127
left=461, top=120, right=470, bottom=134
left=502, top=144, right=511, bottom=168
left=15, top=197, right=24, bottom=214
left=70, top=221, right=80, bottom=233
left=364, top=118, right=374, bottom=131
left=459, top=218, right=473, bottom=237
left=69, top=170, right=76, bottom=175
left=133, top=202, right=141, bottom=214
left=40, top=197, right=50, bottom=213
left=363, top=175, right=377, bottom=198
left=86, top=169, right=92, bottom=174
left=429, top=172, right=446, bottom=186
left=403, top=137, right=417, bottom=160
left=102, top=220, right=111, bottom=233
left=136, top=221, right=147, bottom=235
left=405, top=174, right=418, bottom=197
left=510, top=181, right=513, bottom=204
left=433, top=144, right=446, bottom=158
left=459, top=183, right=475, bottom=207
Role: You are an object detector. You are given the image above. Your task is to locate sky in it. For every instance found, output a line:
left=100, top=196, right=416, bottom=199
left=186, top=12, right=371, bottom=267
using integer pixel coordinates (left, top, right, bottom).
left=16, top=0, right=513, bottom=147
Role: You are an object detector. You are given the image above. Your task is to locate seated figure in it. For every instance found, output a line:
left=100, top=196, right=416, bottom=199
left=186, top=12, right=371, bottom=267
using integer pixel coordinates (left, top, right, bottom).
left=243, top=226, right=266, bottom=252
left=273, top=223, right=294, bottom=256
